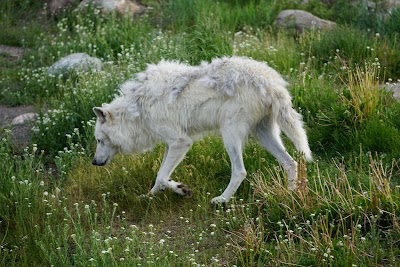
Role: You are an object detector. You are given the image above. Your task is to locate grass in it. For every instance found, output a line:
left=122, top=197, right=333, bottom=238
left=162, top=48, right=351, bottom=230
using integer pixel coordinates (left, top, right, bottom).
left=1, top=0, right=400, bottom=266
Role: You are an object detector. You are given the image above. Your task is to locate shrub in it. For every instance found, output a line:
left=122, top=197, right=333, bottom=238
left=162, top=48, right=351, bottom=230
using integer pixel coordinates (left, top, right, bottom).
left=307, top=26, right=372, bottom=67
left=340, top=62, right=381, bottom=125
left=31, top=69, right=120, bottom=155
left=357, top=116, right=400, bottom=156
left=380, top=7, right=400, bottom=36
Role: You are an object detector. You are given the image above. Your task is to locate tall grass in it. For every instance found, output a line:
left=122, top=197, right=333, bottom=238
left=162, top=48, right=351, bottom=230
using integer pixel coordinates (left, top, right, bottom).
left=0, top=132, right=52, bottom=265
left=341, top=61, right=381, bottom=125
left=161, top=0, right=287, bottom=32
left=224, top=153, right=400, bottom=266
left=0, top=0, right=48, bottom=47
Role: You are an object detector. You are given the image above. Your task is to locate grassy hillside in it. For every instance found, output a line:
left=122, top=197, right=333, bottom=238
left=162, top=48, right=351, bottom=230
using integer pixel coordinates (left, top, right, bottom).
left=1, top=0, right=400, bottom=266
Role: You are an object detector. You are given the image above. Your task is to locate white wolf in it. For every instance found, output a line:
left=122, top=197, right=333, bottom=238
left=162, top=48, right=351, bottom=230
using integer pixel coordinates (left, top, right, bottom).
left=92, top=56, right=312, bottom=204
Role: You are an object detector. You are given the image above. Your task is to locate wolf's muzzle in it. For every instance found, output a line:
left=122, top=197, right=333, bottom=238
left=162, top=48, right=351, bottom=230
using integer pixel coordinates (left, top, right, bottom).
left=92, top=157, right=107, bottom=166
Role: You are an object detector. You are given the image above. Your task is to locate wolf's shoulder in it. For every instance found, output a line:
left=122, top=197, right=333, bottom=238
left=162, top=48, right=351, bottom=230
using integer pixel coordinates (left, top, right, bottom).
left=120, top=60, right=198, bottom=96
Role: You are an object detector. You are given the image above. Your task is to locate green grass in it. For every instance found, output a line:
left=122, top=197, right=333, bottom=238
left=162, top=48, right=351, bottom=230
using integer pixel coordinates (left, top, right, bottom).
left=1, top=0, right=400, bottom=266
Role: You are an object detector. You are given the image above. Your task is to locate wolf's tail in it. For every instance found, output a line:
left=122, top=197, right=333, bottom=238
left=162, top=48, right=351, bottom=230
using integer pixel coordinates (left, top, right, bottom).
left=274, top=95, right=312, bottom=161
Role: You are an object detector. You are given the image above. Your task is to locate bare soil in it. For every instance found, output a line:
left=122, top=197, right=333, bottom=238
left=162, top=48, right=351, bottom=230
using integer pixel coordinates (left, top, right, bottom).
left=0, top=44, right=24, bottom=61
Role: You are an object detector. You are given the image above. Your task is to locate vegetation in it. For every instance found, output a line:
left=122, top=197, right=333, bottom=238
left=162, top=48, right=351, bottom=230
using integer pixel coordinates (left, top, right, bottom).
left=1, top=0, right=400, bottom=266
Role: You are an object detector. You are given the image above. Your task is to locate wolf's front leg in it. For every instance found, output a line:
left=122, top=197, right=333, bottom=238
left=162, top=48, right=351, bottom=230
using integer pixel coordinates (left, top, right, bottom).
left=149, top=137, right=193, bottom=197
left=211, top=125, right=247, bottom=204
left=150, top=145, right=169, bottom=194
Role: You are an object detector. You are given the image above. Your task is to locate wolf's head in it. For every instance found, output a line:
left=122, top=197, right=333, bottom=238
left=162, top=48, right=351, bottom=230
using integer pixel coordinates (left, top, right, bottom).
left=92, top=107, right=119, bottom=166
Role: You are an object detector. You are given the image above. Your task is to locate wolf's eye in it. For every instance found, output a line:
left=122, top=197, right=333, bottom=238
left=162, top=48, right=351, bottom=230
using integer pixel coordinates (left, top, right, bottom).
left=97, top=139, right=105, bottom=145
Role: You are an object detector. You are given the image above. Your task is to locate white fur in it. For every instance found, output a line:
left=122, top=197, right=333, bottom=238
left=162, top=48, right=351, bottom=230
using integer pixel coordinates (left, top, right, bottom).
left=92, top=56, right=312, bottom=204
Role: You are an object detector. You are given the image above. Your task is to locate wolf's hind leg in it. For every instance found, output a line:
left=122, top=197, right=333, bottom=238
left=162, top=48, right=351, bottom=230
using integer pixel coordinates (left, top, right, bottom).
left=254, top=118, right=298, bottom=190
left=150, top=136, right=193, bottom=197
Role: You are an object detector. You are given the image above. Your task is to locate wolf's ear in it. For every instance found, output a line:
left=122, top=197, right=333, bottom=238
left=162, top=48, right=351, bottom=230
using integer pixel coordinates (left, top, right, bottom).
left=93, top=107, right=111, bottom=123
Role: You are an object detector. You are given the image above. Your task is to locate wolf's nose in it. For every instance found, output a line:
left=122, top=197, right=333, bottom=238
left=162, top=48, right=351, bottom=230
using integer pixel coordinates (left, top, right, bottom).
left=92, top=158, right=98, bottom=165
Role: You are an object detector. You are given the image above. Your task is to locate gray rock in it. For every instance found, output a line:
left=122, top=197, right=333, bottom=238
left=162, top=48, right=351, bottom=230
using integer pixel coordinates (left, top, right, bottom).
left=11, top=113, right=38, bottom=125
left=276, top=10, right=336, bottom=32
left=307, top=1, right=400, bottom=20
left=381, top=83, right=400, bottom=100
left=354, top=0, right=400, bottom=10
left=0, top=105, right=36, bottom=126
left=0, top=105, right=37, bottom=151
left=301, top=0, right=400, bottom=10
left=48, top=0, right=76, bottom=15
left=78, top=0, right=145, bottom=17
left=47, top=53, right=102, bottom=76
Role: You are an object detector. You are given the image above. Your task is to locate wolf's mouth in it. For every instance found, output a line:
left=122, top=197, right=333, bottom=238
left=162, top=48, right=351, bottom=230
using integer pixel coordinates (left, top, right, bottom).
left=92, top=156, right=109, bottom=166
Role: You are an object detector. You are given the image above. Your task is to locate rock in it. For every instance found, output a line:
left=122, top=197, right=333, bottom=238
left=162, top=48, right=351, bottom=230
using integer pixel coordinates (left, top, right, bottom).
left=354, top=0, right=400, bottom=20
left=11, top=113, right=38, bottom=125
left=301, top=0, right=400, bottom=9
left=354, top=0, right=400, bottom=10
left=381, top=83, right=400, bottom=100
left=0, top=105, right=37, bottom=151
left=276, top=10, right=337, bottom=32
left=48, top=0, right=76, bottom=15
left=78, top=0, right=145, bottom=17
left=383, top=0, right=400, bottom=9
left=47, top=53, right=102, bottom=76
left=0, top=105, right=36, bottom=126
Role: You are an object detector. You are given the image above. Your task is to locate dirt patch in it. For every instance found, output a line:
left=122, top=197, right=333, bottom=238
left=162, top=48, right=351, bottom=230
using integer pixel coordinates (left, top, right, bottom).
left=0, top=44, right=24, bottom=61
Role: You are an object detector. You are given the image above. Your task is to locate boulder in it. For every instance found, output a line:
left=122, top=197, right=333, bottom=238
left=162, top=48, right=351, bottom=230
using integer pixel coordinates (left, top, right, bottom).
left=47, top=53, right=102, bottom=76
left=48, top=0, right=76, bottom=15
left=300, top=1, right=400, bottom=20
left=78, top=0, right=145, bottom=17
left=301, top=0, right=400, bottom=9
left=11, top=113, right=38, bottom=125
left=353, top=0, right=400, bottom=10
left=360, top=0, right=400, bottom=20
left=276, top=10, right=336, bottom=32
left=381, top=83, right=400, bottom=100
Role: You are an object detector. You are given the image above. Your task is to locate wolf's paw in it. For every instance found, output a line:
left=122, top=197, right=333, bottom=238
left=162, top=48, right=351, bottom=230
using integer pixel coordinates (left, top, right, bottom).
left=170, top=182, right=192, bottom=197
left=176, top=183, right=193, bottom=197
left=211, top=195, right=227, bottom=205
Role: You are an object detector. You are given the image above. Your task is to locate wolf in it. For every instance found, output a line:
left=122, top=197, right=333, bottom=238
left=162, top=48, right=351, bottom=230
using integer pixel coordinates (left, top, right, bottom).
left=92, top=56, right=312, bottom=204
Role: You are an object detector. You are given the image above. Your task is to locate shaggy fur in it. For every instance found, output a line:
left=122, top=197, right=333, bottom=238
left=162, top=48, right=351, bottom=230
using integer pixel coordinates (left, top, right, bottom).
left=92, top=56, right=312, bottom=204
